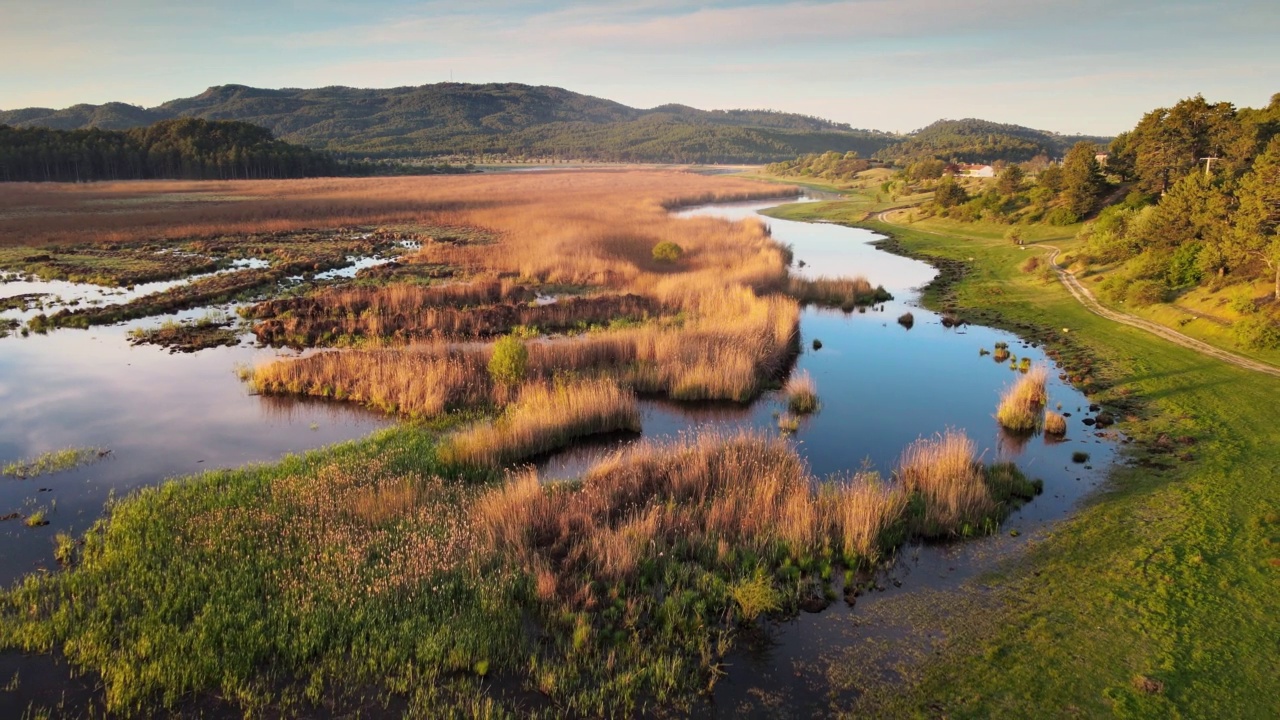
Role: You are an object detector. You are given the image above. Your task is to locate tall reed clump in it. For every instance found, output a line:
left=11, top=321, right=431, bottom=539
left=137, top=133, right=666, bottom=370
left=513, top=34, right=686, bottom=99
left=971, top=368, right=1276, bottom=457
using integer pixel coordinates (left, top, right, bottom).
left=995, top=366, right=1048, bottom=433
left=895, top=430, right=997, bottom=537
left=1043, top=411, right=1067, bottom=436
left=783, top=371, right=819, bottom=414
left=475, top=429, right=924, bottom=601
left=441, top=379, right=640, bottom=467
left=818, top=474, right=909, bottom=564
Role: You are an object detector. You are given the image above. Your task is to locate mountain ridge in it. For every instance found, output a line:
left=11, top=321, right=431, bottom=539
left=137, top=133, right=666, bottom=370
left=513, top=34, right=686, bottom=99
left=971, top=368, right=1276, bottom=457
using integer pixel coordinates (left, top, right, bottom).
left=1, top=83, right=1107, bottom=164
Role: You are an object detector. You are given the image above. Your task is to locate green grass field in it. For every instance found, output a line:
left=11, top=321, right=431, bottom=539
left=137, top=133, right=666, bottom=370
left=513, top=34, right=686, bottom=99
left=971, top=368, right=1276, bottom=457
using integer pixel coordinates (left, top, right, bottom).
left=774, top=195, right=1280, bottom=717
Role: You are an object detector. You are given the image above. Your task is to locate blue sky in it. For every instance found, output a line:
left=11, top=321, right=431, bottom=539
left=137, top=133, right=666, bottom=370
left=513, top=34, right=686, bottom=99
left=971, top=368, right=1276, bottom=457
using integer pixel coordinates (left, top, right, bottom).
left=1, top=0, right=1276, bottom=135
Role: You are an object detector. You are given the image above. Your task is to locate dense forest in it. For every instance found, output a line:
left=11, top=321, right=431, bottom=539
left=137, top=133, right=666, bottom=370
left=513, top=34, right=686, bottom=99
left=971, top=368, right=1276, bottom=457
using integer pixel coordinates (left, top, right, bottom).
left=873, top=118, right=1111, bottom=165
left=0, top=83, right=899, bottom=164
left=0, top=118, right=339, bottom=181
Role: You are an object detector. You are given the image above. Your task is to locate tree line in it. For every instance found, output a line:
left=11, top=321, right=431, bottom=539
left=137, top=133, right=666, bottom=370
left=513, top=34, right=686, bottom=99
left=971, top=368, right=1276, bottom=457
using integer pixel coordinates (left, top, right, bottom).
left=0, top=118, right=340, bottom=182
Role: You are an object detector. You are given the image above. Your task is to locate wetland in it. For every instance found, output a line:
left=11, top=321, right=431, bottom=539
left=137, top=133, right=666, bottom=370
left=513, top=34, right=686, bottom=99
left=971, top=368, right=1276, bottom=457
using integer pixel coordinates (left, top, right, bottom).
left=0, top=174, right=1117, bottom=717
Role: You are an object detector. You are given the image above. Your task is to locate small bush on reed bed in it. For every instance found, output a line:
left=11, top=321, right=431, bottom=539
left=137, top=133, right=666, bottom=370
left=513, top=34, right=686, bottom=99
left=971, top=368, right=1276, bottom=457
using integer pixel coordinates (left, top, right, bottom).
left=996, top=366, right=1048, bottom=433
left=784, top=371, right=819, bottom=414
left=441, top=379, right=640, bottom=467
left=1044, top=411, right=1068, bottom=436
left=489, top=334, right=529, bottom=388
left=897, top=312, right=914, bottom=328
left=652, top=241, right=684, bottom=263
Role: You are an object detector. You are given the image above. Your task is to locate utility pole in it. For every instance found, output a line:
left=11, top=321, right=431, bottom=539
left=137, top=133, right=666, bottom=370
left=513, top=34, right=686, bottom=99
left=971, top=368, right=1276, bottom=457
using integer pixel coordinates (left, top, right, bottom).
left=1200, top=156, right=1219, bottom=178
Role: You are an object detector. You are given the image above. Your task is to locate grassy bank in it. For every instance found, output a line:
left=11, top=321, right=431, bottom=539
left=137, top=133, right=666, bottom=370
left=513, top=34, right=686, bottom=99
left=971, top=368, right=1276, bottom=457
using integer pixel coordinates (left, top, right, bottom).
left=1, top=417, right=1043, bottom=717
left=777, top=197, right=1280, bottom=716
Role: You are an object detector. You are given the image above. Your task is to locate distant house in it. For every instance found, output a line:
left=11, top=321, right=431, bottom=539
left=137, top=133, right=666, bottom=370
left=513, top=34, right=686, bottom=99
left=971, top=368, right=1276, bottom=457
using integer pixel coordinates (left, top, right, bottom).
left=959, top=163, right=995, bottom=178
left=1095, top=153, right=1109, bottom=166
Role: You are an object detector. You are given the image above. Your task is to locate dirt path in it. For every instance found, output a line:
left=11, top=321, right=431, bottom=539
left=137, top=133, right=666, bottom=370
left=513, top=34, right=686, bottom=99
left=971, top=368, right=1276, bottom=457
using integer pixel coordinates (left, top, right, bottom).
left=872, top=210, right=1280, bottom=379
left=1041, top=245, right=1280, bottom=378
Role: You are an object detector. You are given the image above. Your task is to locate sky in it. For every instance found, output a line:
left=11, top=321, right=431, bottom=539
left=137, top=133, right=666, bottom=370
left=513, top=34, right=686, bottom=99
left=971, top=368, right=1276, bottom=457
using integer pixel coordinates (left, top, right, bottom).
left=1, top=0, right=1276, bottom=135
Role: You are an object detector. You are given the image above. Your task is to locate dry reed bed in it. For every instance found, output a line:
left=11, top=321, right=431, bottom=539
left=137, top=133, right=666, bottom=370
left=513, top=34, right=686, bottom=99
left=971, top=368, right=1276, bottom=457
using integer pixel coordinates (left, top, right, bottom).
left=0, top=173, right=794, bottom=248
left=474, top=428, right=1037, bottom=603
left=252, top=288, right=798, bottom=412
left=441, top=379, right=640, bottom=467
left=250, top=290, right=663, bottom=346
left=787, top=275, right=892, bottom=310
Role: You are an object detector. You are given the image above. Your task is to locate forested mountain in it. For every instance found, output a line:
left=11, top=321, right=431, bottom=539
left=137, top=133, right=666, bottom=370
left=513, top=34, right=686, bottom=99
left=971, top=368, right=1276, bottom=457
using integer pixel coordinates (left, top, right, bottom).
left=0, top=83, right=898, bottom=163
left=874, top=118, right=1111, bottom=164
left=0, top=118, right=338, bottom=181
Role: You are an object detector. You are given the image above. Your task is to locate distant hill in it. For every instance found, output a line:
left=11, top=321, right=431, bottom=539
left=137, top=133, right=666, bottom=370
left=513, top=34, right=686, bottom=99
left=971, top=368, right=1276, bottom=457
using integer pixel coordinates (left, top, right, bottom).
left=0, top=83, right=899, bottom=164
left=873, top=118, right=1112, bottom=164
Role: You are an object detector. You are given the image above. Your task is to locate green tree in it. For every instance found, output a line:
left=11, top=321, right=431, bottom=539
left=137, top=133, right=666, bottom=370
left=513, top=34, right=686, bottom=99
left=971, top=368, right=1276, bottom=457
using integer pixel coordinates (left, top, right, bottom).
left=1232, top=137, right=1280, bottom=298
left=1060, top=142, right=1105, bottom=217
left=933, top=176, right=968, bottom=208
left=996, top=164, right=1025, bottom=195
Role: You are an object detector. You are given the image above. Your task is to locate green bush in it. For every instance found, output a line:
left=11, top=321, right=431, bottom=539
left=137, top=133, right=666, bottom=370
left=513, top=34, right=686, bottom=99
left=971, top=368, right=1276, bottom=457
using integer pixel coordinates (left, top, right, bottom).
left=1231, top=294, right=1260, bottom=315
left=1166, top=242, right=1203, bottom=287
left=652, top=241, right=684, bottom=263
left=1234, top=314, right=1280, bottom=350
left=1125, top=279, right=1167, bottom=307
left=488, top=334, right=528, bottom=387
left=1044, top=207, right=1080, bottom=226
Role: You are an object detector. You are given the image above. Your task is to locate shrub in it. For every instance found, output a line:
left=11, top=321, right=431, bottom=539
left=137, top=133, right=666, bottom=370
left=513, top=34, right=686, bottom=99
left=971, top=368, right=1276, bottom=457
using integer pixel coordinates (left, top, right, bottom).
left=897, top=312, right=914, bottom=328
left=1044, top=411, right=1067, bottom=436
left=1044, top=207, right=1079, bottom=226
left=1125, top=279, right=1166, bottom=308
left=1021, top=256, right=1041, bottom=273
left=488, top=334, right=529, bottom=387
left=1005, top=226, right=1025, bottom=246
left=1234, top=314, right=1280, bottom=350
left=1231, top=294, right=1260, bottom=315
left=651, top=241, right=684, bottom=263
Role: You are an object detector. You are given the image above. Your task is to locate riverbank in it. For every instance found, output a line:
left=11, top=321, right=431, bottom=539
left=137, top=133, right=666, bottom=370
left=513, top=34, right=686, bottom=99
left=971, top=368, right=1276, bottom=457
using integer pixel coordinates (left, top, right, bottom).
left=773, top=196, right=1280, bottom=716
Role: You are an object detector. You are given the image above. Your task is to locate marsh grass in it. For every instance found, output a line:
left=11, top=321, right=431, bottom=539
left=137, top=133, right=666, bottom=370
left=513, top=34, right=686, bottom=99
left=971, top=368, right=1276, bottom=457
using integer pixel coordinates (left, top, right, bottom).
left=441, top=379, right=640, bottom=467
left=787, top=275, right=892, bottom=311
left=784, top=371, right=819, bottom=414
left=996, top=367, right=1048, bottom=433
left=1044, top=411, right=1068, bottom=436
left=3, top=447, right=105, bottom=479
left=895, top=430, right=996, bottom=537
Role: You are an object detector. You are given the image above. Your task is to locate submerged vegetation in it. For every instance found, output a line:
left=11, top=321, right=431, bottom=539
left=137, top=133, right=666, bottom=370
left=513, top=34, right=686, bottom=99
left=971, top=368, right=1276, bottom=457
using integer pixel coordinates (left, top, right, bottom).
left=2, top=447, right=107, bottom=479
left=127, top=312, right=240, bottom=352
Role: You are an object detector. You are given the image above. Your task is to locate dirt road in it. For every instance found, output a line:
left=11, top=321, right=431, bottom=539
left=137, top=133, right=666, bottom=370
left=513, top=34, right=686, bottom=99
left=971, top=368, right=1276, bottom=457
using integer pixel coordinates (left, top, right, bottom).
left=872, top=210, right=1280, bottom=379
